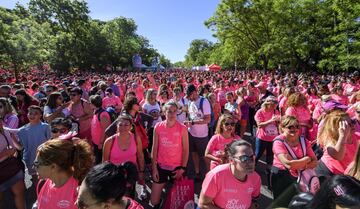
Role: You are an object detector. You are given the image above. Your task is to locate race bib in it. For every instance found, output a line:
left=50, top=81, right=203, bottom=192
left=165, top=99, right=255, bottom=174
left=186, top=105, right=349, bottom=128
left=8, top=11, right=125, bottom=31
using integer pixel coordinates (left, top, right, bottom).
left=265, top=123, right=278, bottom=136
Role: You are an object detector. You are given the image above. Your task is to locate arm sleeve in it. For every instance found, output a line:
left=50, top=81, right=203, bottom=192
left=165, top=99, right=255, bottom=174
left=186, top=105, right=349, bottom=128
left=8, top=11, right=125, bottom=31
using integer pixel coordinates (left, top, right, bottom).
left=201, top=171, right=218, bottom=199
left=252, top=174, right=262, bottom=199
left=202, top=99, right=211, bottom=115
left=273, top=139, right=288, bottom=155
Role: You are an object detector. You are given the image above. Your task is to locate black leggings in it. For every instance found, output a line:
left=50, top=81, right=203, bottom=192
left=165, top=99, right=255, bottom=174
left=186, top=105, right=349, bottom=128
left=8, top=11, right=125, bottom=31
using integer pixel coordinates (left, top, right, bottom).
left=271, top=168, right=297, bottom=208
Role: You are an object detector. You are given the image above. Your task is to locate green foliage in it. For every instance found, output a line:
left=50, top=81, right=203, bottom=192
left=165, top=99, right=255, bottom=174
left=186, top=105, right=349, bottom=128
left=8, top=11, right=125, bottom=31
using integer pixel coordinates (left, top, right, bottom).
left=184, top=0, right=359, bottom=72
left=0, top=0, right=170, bottom=76
left=184, top=39, right=214, bottom=67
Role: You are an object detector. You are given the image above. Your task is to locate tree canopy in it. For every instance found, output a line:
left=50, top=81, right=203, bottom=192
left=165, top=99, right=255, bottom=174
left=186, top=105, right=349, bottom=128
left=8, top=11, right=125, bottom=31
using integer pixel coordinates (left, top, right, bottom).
left=0, top=0, right=169, bottom=76
left=184, top=0, right=360, bottom=72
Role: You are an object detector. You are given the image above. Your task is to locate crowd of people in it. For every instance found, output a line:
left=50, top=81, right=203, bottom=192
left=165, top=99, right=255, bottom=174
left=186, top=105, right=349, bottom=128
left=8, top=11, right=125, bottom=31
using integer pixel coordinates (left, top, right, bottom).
left=0, top=68, right=360, bottom=209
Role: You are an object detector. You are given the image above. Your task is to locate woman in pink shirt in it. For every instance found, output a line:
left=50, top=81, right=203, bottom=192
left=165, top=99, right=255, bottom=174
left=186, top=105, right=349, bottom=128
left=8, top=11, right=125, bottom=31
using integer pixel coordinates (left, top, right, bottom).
left=331, top=85, right=349, bottom=106
left=271, top=116, right=317, bottom=207
left=199, top=140, right=261, bottom=209
left=102, top=114, right=145, bottom=198
left=102, top=88, right=123, bottom=113
left=34, top=139, right=93, bottom=209
left=254, top=96, right=280, bottom=167
left=316, top=110, right=358, bottom=180
left=205, top=114, right=241, bottom=170
left=68, top=87, right=93, bottom=140
left=285, top=92, right=313, bottom=139
left=150, top=101, right=189, bottom=209
left=77, top=162, right=143, bottom=209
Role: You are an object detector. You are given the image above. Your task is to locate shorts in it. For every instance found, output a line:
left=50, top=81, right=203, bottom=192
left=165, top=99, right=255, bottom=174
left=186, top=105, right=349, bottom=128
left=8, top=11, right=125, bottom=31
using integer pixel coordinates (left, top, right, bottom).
left=153, top=164, right=176, bottom=184
left=0, top=170, right=24, bottom=192
left=189, top=133, right=209, bottom=157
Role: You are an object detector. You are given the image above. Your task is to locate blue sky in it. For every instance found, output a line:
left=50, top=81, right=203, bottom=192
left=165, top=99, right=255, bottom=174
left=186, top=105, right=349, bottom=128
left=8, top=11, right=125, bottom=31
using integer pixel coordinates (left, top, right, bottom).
left=1, top=0, right=220, bottom=62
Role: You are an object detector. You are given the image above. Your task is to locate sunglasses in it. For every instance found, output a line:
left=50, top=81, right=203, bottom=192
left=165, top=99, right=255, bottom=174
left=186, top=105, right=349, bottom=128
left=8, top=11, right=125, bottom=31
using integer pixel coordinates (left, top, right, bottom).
left=32, top=160, right=47, bottom=169
left=356, top=111, right=360, bottom=114
left=76, top=198, right=99, bottom=209
left=118, top=122, right=131, bottom=127
left=286, top=125, right=300, bottom=129
left=234, top=154, right=255, bottom=163
left=51, top=128, right=68, bottom=134
left=224, top=122, right=236, bottom=127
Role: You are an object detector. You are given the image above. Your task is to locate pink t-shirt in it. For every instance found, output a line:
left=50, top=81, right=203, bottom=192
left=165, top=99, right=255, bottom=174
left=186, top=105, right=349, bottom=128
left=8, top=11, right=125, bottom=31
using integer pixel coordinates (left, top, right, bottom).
left=346, top=101, right=360, bottom=118
left=155, top=121, right=187, bottom=170
left=321, top=138, right=359, bottom=175
left=68, top=101, right=92, bottom=139
left=285, top=106, right=311, bottom=123
left=102, top=96, right=122, bottom=109
left=254, top=109, right=280, bottom=141
left=207, top=134, right=240, bottom=169
left=279, top=97, right=288, bottom=114
left=91, top=111, right=110, bottom=146
left=37, top=176, right=78, bottom=209
left=215, top=88, right=228, bottom=107
left=272, top=135, right=316, bottom=177
left=124, top=197, right=144, bottom=209
left=109, top=133, right=137, bottom=165
left=201, top=164, right=261, bottom=209
left=331, top=94, right=349, bottom=106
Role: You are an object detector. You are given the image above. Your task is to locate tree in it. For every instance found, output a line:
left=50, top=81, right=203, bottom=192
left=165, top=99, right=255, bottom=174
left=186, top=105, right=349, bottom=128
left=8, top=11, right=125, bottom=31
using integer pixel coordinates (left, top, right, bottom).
left=184, top=39, right=214, bottom=67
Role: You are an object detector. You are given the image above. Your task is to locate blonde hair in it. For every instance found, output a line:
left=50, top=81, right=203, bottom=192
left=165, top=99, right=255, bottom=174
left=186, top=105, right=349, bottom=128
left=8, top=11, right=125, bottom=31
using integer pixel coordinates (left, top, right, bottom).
left=286, top=92, right=307, bottom=108
left=280, top=115, right=299, bottom=133
left=317, top=110, right=349, bottom=147
left=145, top=88, right=157, bottom=103
left=37, top=139, right=94, bottom=183
left=215, top=114, right=234, bottom=135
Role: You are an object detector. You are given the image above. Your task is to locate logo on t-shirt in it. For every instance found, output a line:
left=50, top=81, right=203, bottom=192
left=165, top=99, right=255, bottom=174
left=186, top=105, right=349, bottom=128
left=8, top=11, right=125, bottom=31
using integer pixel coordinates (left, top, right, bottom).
left=225, top=199, right=247, bottom=209
left=247, top=187, right=254, bottom=194
left=57, top=200, right=71, bottom=208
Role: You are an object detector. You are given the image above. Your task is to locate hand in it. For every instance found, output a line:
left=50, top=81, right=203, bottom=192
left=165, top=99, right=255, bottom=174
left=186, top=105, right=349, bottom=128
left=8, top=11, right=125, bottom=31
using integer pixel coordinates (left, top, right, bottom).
left=184, top=121, right=192, bottom=127
left=152, top=167, right=159, bottom=182
left=5, top=148, right=16, bottom=157
left=172, top=169, right=185, bottom=180
left=338, top=120, right=352, bottom=143
left=98, top=143, right=103, bottom=150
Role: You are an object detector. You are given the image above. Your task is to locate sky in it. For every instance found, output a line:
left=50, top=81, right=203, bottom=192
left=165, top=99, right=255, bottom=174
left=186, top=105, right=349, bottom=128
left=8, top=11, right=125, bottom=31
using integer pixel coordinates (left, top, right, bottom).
left=0, top=0, right=220, bottom=62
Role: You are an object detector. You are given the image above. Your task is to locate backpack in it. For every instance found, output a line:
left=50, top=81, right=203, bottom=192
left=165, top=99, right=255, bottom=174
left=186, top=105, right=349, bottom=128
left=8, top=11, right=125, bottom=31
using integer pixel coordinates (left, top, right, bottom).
left=96, top=107, right=118, bottom=123
left=275, top=136, right=320, bottom=194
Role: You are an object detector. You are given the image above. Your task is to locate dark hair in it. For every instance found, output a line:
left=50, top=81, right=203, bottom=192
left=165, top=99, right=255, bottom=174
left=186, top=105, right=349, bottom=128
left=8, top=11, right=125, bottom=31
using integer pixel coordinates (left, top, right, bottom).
left=84, top=162, right=138, bottom=203
left=89, top=95, right=102, bottom=108
left=51, top=117, right=73, bottom=130
left=105, top=87, right=113, bottom=94
left=308, top=175, right=360, bottom=209
left=225, top=139, right=252, bottom=159
left=123, top=97, right=138, bottom=113
left=15, top=89, right=38, bottom=106
left=70, top=87, right=83, bottom=95
left=28, top=105, right=42, bottom=115
left=45, top=92, right=62, bottom=109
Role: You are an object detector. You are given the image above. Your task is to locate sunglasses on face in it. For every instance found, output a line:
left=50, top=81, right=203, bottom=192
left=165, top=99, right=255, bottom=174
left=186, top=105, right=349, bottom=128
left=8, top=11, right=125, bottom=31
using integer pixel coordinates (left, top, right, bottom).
left=118, top=122, right=131, bottom=127
left=76, top=198, right=99, bottom=209
left=224, top=122, right=236, bottom=127
left=356, top=110, right=360, bottom=114
left=286, top=125, right=300, bottom=129
left=51, top=128, right=68, bottom=134
left=32, top=160, right=47, bottom=169
left=234, top=154, right=255, bottom=163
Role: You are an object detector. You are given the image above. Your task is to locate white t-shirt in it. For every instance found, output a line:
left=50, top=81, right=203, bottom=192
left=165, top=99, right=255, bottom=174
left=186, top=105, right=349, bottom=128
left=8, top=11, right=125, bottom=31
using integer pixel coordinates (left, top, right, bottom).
left=142, top=102, right=162, bottom=127
left=188, top=97, right=211, bottom=138
left=169, top=97, right=188, bottom=123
